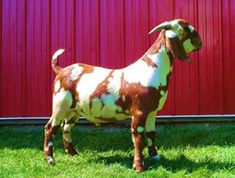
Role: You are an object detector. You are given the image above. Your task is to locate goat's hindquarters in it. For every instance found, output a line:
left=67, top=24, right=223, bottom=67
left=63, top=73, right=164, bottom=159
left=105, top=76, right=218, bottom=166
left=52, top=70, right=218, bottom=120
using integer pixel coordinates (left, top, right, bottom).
left=44, top=90, right=77, bottom=163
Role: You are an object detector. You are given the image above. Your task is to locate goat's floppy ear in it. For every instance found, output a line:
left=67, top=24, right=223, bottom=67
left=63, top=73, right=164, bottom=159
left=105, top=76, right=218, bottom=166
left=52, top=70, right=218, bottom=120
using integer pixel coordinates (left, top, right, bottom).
left=166, top=36, right=188, bottom=60
left=148, top=21, right=171, bottom=34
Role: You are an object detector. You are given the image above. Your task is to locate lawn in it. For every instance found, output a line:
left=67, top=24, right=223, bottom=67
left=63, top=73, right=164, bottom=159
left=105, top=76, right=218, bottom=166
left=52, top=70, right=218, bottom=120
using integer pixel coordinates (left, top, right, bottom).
left=0, top=123, right=235, bottom=178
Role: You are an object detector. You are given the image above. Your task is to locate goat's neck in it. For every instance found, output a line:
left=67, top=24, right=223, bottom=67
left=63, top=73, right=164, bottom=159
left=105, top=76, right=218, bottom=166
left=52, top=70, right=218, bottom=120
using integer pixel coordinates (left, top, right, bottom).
left=143, top=31, right=174, bottom=66
left=123, top=35, right=174, bottom=89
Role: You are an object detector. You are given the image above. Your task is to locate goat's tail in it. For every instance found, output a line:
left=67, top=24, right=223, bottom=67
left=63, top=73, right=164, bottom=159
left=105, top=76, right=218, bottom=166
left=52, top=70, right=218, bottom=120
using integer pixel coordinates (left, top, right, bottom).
left=52, top=49, right=65, bottom=74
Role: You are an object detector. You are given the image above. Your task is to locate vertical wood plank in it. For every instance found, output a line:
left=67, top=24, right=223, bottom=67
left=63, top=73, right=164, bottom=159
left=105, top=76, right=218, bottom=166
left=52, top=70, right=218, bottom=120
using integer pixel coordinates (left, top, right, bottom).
left=1, top=0, right=10, bottom=115
left=100, top=0, right=125, bottom=68
left=198, top=0, right=223, bottom=114
left=1, top=0, right=26, bottom=116
left=0, top=0, right=2, bottom=116
left=124, top=0, right=149, bottom=66
left=41, top=0, right=51, bottom=116
left=17, top=0, right=26, bottom=116
left=25, top=0, right=51, bottom=116
left=75, top=0, right=100, bottom=66
left=222, top=0, right=235, bottom=114
left=25, top=0, right=37, bottom=116
left=51, top=0, right=75, bottom=66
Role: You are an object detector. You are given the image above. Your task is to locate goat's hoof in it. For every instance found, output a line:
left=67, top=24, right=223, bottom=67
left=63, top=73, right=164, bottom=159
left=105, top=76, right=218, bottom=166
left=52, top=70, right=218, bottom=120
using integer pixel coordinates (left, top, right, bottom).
left=133, top=163, right=145, bottom=173
left=46, top=156, right=55, bottom=165
left=69, top=150, right=78, bottom=156
left=135, top=166, right=145, bottom=173
left=151, top=154, right=161, bottom=161
left=64, top=142, right=78, bottom=156
left=65, top=148, right=78, bottom=156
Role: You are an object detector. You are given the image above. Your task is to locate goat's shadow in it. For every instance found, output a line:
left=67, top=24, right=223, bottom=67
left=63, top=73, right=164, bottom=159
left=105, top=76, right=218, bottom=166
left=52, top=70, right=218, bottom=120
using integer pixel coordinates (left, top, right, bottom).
left=95, top=153, right=235, bottom=173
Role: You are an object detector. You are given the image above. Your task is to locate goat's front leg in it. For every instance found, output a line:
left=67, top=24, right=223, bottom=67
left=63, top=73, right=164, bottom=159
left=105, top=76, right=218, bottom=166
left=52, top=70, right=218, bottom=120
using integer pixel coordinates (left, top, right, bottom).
left=145, top=112, right=160, bottom=160
left=131, top=111, right=147, bottom=173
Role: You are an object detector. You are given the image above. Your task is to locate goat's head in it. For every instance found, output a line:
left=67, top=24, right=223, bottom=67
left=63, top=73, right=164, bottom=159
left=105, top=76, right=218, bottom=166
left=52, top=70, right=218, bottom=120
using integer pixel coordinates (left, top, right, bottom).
left=149, top=19, right=202, bottom=61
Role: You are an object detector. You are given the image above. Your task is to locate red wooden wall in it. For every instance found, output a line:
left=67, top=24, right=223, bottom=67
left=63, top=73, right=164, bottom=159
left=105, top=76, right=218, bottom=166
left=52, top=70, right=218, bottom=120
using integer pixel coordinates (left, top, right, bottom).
left=1, top=0, right=235, bottom=117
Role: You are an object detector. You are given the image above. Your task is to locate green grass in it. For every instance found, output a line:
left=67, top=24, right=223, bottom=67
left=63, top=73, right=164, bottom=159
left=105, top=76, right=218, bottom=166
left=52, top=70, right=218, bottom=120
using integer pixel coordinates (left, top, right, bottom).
left=0, top=123, right=235, bottom=178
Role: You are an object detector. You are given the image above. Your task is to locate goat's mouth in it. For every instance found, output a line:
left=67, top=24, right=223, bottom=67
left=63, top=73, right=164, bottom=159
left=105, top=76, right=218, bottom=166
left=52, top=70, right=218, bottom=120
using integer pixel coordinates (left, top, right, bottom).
left=182, top=45, right=201, bottom=62
left=181, top=38, right=202, bottom=62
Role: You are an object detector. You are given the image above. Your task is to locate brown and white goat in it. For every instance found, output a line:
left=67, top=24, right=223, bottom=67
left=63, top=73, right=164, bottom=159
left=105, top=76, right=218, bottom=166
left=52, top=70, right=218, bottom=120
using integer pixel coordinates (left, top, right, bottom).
left=44, top=19, right=202, bottom=173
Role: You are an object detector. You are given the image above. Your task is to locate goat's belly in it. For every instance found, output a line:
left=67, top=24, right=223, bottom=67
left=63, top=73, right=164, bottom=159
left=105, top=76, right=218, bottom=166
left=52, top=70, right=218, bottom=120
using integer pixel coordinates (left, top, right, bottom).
left=77, top=95, right=130, bottom=124
left=82, top=113, right=129, bottom=124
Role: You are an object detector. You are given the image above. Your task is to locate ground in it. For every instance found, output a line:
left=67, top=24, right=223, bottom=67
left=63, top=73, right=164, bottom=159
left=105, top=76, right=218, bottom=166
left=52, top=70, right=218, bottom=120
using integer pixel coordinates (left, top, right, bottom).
left=0, top=123, right=235, bottom=177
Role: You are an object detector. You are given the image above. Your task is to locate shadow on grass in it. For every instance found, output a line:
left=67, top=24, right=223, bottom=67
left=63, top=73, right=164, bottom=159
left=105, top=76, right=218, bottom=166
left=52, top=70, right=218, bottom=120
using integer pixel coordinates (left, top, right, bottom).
left=94, top=153, right=235, bottom=173
left=87, top=153, right=134, bottom=169
left=148, top=154, right=235, bottom=172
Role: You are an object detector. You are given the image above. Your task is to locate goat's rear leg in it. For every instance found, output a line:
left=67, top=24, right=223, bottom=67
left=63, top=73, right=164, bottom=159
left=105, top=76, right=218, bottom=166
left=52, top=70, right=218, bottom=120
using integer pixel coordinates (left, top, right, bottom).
left=44, top=120, right=59, bottom=164
left=145, top=112, right=160, bottom=160
left=61, top=122, right=78, bottom=156
left=44, top=90, right=73, bottom=164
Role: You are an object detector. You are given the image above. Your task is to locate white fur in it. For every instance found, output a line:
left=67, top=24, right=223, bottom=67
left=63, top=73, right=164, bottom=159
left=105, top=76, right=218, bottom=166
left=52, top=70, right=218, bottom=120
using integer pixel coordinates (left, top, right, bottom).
left=100, top=94, right=120, bottom=118
left=70, top=65, right=84, bottom=81
left=48, top=142, right=53, bottom=147
left=165, top=30, right=177, bottom=38
left=123, top=59, right=154, bottom=87
left=80, top=93, right=127, bottom=122
left=90, top=97, right=103, bottom=117
left=52, top=90, right=73, bottom=126
left=147, top=48, right=172, bottom=88
left=123, top=47, right=172, bottom=90
left=137, top=126, right=145, bottom=133
left=171, top=19, right=179, bottom=26
left=44, top=147, right=49, bottom=152
left=171, top=20, right=184, bottom=37
left=145, top=111, right=156, bottom=132
left=158, top=91, right=168, bottom=111
left=107, top=70, right=122, bottom=95
left=63, top=124, right=73, bottom=142
left=46, top=156, right=54, bottom=163
left=54, top=80, right=60, bottom=93
left=76, top=67, right=128, bottom=123
left=52, top=49, right=65, bottom=61
left=188, top=25, right=195, bottom=33
left=77, top=67, right=111, bottom=102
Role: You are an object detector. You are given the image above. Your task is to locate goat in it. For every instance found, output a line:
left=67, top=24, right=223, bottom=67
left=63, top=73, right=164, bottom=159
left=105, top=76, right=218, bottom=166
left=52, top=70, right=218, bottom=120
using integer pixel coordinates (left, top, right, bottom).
left=44, top=19, right=202, bottom=173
